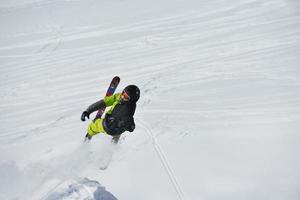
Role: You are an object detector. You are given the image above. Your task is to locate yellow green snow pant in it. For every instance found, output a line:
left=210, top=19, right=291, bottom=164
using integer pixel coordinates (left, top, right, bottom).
left=87, top=118, right=106, bottom=136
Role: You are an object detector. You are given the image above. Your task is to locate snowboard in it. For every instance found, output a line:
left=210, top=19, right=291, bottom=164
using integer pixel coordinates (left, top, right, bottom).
left=94, top=76, right=120, bottom=120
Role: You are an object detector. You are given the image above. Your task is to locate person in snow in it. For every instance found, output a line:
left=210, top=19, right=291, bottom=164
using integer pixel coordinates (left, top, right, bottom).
left=81, top=85, right=140, bottom=143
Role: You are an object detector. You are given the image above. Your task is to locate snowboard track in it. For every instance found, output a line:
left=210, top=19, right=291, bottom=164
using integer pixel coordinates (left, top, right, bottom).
left=139, top=119, right=186, bottom=200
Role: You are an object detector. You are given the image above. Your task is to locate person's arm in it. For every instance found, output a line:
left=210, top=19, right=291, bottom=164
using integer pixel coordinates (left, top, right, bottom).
left=125, top=103, right=136, bottom=132
left=81, top=100, right=106, bottom=121
left=86, top=100, right=106, bottom=114
left=126, top=117, right=135, bottom=132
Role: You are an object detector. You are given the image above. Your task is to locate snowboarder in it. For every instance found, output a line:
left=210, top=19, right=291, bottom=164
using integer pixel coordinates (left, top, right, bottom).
left=81, top=85, right=140, bottom=143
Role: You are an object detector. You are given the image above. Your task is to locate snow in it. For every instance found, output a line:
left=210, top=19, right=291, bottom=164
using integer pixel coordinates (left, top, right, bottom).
left=1, top=0, right=300, bottom=199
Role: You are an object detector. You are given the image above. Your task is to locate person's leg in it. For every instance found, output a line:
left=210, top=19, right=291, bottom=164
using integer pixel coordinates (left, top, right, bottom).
left=87, top=118, right=105, bottom=137
left=111, top=135, right=121, bottom=144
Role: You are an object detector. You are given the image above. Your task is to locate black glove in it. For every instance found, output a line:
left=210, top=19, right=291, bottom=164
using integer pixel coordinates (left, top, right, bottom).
left=127, top=123, right=135, bottom=132
left=81, top=111, right=90, bottom=121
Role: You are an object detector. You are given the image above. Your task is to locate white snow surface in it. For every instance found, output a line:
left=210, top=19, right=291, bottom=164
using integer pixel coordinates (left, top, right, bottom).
left=1, top=0, right=300, bottom=199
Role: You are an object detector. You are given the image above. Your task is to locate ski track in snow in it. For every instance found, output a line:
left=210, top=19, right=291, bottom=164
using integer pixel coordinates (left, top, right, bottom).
left=138, top=119, right=186, bottom=200
left=1, top=0, right=300, bottom=199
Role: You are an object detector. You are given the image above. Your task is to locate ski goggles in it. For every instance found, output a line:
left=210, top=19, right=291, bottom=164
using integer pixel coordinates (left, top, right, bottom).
left=121, top=91, right=130, bottom=102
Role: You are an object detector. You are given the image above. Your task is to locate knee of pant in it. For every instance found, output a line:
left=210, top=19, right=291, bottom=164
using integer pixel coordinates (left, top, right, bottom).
left=87, top=118, right=104, bottom=136
left=87, top=124, right=97, bottom=136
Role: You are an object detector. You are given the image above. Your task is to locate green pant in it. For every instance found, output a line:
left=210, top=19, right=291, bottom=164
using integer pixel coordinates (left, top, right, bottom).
left=87, top=119, right=121, bottom=143
left=87, top=118, right=105, bottom=136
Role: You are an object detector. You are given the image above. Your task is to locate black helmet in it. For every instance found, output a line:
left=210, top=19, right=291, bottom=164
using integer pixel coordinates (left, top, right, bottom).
left=122, top=85, right=140, bottom=102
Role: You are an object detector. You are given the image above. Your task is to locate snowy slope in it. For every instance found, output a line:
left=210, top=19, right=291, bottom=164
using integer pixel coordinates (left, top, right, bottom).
left=1, top=0, right=300, bottom=199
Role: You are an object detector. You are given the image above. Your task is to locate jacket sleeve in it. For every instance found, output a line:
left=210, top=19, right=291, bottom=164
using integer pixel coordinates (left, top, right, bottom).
left=126, top=117, right=135, bottom=132
left=117, top=116, right=135, bottom=132
left=85, top=99, right=106, bottom=115
left=124, top=103, right=136, bottom=132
